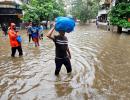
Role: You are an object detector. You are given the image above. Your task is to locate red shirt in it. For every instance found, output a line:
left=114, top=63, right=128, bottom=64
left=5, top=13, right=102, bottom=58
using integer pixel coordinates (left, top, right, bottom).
left=8, top=29, right=20, bottom=47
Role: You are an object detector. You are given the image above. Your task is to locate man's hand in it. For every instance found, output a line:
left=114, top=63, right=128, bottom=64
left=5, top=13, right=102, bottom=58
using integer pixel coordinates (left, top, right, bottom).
left=67, top=48, right=71, bottom=59
left=27, top=33, right=29, bottom=36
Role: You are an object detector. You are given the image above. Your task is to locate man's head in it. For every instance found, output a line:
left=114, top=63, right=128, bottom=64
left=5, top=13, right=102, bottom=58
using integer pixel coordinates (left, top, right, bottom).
left=10, top=23, right=16, bottom=30
left=59, top=31, right=65, bottom=36
left=29, top=22, right=32, bottom=26
left=40, top=23, right=43, bottom=26
left=32, top=22, right=37, bottom=27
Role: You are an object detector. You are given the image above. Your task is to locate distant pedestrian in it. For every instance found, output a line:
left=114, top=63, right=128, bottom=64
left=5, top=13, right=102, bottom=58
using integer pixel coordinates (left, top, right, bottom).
left=38, top=23, right=44, bottom=40
left=27, top=22, right=32, bottom=42
left=107, top=21, right=110, bottom=31
left=8, top=23, right=23, bottom=57
left=30, top=22, right=40, bottom=47
left=96, top=19, right=99, bottom=28
left=47, top=26, right=72, bottom=76
left=2, top=24, right=8, bottom=36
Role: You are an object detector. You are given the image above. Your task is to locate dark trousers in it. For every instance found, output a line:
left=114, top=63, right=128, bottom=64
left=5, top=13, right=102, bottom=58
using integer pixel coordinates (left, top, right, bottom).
left=55, top=57, right=72, bottom=75
left=29, top=34, right=32, bottom=42
left=11, top=46, right=23, bottom=57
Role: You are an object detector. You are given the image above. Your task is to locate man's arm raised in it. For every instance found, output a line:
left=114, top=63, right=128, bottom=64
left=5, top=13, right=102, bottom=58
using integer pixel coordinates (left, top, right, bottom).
left=46, top=27, right=55, bottom=40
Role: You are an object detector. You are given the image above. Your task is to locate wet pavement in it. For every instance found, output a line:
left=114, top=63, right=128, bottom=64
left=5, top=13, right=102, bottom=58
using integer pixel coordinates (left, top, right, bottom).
left=0, top=23, right=130, bottom=100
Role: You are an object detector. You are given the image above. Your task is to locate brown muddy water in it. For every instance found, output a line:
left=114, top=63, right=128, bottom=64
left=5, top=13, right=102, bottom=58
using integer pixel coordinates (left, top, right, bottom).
left=0, top=24, right=130, bottom=100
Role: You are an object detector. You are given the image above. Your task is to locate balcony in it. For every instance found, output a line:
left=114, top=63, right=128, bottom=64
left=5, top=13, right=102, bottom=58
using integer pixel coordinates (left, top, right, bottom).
left=0, top=0, right=22, bottom=5
left=0, top=8, right=22, bottom=15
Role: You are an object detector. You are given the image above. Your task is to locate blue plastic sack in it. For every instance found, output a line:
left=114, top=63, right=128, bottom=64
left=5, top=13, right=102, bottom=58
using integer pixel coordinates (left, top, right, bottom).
left=55, top=17, right=75, bottom=33
left=17, top=35, right=22, bottom=43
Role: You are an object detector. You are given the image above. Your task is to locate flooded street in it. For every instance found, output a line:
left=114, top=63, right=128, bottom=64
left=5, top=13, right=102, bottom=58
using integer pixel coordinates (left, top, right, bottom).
left=0, top=24, right=130, bottom=100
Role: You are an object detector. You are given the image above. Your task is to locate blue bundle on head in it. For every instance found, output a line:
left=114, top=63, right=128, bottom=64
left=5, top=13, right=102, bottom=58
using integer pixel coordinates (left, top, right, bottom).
left=55, top=17, right=75, bottom=33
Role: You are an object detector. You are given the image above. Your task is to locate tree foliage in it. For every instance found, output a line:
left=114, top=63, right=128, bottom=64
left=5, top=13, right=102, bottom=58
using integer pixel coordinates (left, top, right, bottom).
left=115, top=0, right=130, bottom=4
left=71, top=0, right=100, bottom=24
left=22, top=0, right=66, bottom=22
left=109, top=2, right=130, bottom=28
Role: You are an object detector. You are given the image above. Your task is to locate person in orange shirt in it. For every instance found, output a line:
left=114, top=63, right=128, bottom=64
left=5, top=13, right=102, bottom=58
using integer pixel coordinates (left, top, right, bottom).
left=8, top=23, right=23, bottom=57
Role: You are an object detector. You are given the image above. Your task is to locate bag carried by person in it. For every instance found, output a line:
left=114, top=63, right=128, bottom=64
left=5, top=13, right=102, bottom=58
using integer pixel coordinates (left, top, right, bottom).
left=17, top=35, right=22, bottom=43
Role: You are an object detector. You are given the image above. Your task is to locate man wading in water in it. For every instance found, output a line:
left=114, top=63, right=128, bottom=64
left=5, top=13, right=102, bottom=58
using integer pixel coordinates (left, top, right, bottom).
left=8, top=23, right=23, bottom=57
left=47, top=26, right=72, bottom=76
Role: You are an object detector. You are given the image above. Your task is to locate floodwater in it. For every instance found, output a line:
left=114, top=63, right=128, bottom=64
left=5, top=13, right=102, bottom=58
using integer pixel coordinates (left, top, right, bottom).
left=0, top=24, right=130, bottom=100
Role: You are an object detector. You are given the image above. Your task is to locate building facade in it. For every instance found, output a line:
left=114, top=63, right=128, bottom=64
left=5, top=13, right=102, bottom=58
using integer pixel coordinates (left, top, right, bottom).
left=0, top=0, right=23, bottom=27
left=97, top=0, right=112, bottom=23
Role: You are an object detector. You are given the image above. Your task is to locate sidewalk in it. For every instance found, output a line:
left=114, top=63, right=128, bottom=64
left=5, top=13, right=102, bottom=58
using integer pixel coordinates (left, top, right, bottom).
left=97, top=22, right=108, bottom=30
left=97, top=22, right=118, bottom=32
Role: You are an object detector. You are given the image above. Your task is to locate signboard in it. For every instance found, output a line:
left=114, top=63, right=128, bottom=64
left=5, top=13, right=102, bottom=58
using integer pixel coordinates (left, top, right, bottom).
left=127, top=14, right=130, bottom=22
left=128, top=18, right=130, bottom=22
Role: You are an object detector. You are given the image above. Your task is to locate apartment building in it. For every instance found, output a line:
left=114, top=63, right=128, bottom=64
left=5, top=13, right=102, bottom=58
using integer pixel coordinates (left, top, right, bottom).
left=0, top=0, right=23, bottom=27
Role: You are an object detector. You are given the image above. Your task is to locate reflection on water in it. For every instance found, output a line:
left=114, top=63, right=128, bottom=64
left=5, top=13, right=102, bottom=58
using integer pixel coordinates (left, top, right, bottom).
left=0, top=24, right=130, bottom=100
left=55, top=82, right=72, bottom=97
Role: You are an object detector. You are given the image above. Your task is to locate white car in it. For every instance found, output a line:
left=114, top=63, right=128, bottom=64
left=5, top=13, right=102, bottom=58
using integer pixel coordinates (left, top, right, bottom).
left=122, top=28, right=130, bottom=32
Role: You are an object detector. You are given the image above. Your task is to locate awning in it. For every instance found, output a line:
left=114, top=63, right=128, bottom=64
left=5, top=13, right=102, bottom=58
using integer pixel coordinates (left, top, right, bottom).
left=0, top=8, right=22, bottom=15
left=98, top=9, right=107, bottom=16
left=0, top=0, right=22, bottom=5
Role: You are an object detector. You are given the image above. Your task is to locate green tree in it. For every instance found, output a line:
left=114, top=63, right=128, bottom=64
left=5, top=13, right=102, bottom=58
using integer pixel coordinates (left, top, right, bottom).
left=109, top=1, right=130, bottom=33
left=71, top=0, right=99, bottom=24
left=116, top=0, right=130, bottom=4
left=22, top=0, right=66, bottom=22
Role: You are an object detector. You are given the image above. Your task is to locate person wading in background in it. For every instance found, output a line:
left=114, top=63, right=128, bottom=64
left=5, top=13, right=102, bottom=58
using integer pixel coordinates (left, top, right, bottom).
left=2, top=23, right=8, bottom=36
left=27, top=22, right=32, bottom=42
left=30, top=22, right=40, bottom=47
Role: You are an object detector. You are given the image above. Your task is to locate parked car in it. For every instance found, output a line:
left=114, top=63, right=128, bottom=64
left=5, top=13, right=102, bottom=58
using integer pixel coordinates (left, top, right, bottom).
left=122, top=28, right=130, bottom=32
